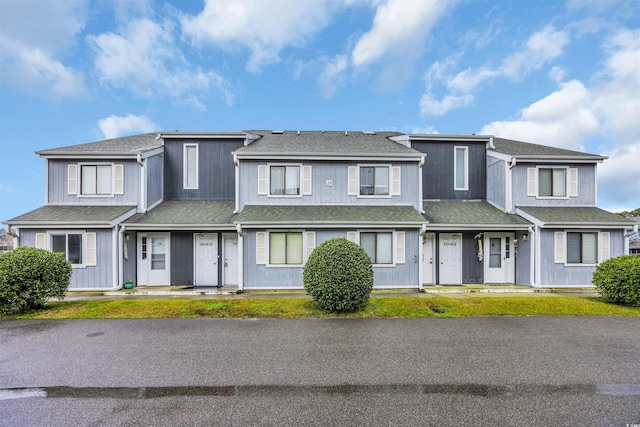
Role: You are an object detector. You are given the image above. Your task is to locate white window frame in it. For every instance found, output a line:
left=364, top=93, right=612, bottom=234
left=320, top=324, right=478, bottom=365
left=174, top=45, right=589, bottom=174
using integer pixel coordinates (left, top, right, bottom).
left=75, top=163, right=122, bottom=197
left=554, top=230, right=609, bottom=267
left=349, top=230, right=406, bottom=267
left=38, top=230, right=96, bottom=268
left=266, top=163, right=304, bottom=198
left=183, top=143, right=199, bottom=189
left=454, top=146, right=469, bottom=191
left=530, top=166, right=578, bottom=199
left=256, top=231, right=316, bottom=267
left=353, top=164, right=400, bottom=198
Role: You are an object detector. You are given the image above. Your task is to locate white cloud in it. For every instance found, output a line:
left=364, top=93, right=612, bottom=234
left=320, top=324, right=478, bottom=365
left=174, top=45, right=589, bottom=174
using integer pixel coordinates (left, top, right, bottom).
left=89, top=18, right=235, bottom=106
left=598, top=141, right=640, bottom=210
left=318, top=55, right=348, bottom=98
left=351, top=0, right=455, bottom=67
left=98, top=114, right=158, bottom=140
left=180, top=0, right=335, bottom=73
left=420, top=93, right=473, bottom=117
left=0, top=0, right=87, bottom=98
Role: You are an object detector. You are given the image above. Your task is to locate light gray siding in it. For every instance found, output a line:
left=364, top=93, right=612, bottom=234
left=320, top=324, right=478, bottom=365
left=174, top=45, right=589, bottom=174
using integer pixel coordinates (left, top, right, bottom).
left=512, top=164, right=596, bottom=206
left=146, top=153, right=163, bottom=208
left=487, top=155, right=506, bottom=209
left=48, top=159, right=140, bottom=205
left=19, top=228, right=114, bottom=289
left=538, top=229, right=624, bottom=286
left=412, top=141, right=486, bottom=200
left=243, top=229, right=420, bottom=289
left=239, top=160, right=421, bottom=210
left=164, top=139, right=243, bottom=200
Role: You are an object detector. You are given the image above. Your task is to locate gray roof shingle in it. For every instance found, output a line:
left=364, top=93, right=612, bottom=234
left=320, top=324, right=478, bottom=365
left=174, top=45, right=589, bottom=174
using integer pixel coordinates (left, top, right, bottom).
left=235, top=130, right=423, bottom=158
left=423, top=200, right=531, bottom=228
left=490, top=138, right=606, bottom=160
left=6, top=205, right=136, bottom=226
left=517, top=206, right=634, bottom=226
left=124, top=201, right=236, bottom=227
left=235, top=205, right=425, bottom=225
left=36, top=133, right=162, bottom=156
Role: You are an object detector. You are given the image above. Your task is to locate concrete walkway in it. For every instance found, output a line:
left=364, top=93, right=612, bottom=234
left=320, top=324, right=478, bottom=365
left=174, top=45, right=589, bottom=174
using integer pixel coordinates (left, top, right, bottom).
left=63, top=285, right=599, bottom=301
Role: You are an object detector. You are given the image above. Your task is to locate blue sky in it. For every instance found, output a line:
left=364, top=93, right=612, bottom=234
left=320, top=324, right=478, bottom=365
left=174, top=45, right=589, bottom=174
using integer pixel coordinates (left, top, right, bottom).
left=1, top=0, right=639, bottom=222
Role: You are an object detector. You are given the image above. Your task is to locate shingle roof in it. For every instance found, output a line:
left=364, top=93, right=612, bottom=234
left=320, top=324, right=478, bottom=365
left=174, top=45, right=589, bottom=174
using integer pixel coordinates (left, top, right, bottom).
left=490, top=138, right=606, bottom=160
left=6, top=205, right=136, bottom=226
left=36, top=133, right=162, bottom=157
left=234, top=130, right=423, bottom=158
left=422, top=200, right=531, bottom=228
left=517, top=206, right=634, bottom=226
left=235, top=205, right=425, bottom=226
left=123, top=201, right=236, bottom=228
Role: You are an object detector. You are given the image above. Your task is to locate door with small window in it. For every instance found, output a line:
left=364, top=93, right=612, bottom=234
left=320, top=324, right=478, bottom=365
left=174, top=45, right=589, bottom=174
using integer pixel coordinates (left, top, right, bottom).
left=484, top=233, right=515, bottom=284
left=138, top=233, right=170, bottom=286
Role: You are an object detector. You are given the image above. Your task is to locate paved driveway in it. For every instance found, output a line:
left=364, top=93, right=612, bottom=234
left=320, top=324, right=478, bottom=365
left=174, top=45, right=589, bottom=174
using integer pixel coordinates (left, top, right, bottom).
left=1, top=317, right=638, bottom=426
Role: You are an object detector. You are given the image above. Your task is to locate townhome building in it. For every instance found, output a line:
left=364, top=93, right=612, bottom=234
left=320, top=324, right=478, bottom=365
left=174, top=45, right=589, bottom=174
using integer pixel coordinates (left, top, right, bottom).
left=4, top=130, right=633, bottom=291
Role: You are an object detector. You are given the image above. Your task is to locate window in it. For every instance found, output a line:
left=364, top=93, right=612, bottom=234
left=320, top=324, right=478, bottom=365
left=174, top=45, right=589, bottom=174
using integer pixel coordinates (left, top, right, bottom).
left=35, top=232, right=96, bottom=267
left=69, top=164, right=123, bottom=197
left=270, top=166, right=300, bottom=195
left=566, top=232, right=597, bottom=264
left=360, top=166, right=389, bottom=196
left=528, top=167, right=578, bottom=198
left=360, top=232, right=393, bottom=264
left=454, top=147, right=468, bottom=191
left=269, top=232, right=303, bottom=265
left=184, top=144, right=198, bottom=189
left=51, top=233, right=83, bottom=265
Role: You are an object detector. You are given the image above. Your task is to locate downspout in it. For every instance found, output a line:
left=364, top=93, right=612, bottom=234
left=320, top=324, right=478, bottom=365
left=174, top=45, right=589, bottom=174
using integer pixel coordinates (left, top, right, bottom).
left=236, top=223, right=243, bottom=292
left=233, top=154, right=240, bottom=214
left=118, top=225, right=126, bottom=289
left=137, top=153, right=147, bottom=213
left=528, top=226, right=536, bottom=287
left=418, top=223, right=427, bottom=292
left=507, top=157, right=516, bottom=213
left=7, top=226, right=19, bottom=249
left=418, top=155, right=425, bottom=214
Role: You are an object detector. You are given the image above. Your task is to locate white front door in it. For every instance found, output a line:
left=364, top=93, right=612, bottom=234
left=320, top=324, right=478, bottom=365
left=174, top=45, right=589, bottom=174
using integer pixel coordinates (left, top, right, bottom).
left=484, top=233, right=515, bottom=283
left=138, top=233, right=170, bottom=286
left=223, top=233, right=238, bottom=286
left=195, top=233, right=218, bottom=287
left=422, top=233, right=435, bottom=284
left=439, top=233, right=462, bottom=284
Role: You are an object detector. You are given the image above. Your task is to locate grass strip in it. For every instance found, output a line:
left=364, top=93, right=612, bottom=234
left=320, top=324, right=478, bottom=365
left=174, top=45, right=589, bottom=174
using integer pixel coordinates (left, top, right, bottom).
left=4, top=295, right=639, bottom=319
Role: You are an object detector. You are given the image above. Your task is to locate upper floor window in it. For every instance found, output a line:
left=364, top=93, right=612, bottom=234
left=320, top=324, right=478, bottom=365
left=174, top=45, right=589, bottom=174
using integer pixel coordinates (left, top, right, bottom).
left=68, top=164, right=123, bottom=197
left=257, top=164, right=312, bottom=197
left=348, top=165, right=401, bottom=197
left=183, top=144, right=198, bottom=189
left=454, top=147, right=468, bottom=191
left=528, top=167, right=578, bottom=199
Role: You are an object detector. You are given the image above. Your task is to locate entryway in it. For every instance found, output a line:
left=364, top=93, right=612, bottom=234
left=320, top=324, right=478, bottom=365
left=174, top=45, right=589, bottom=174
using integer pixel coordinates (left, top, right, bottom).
left=137, top=233, right=171, bottom=286
left=484, top=232, right=515, bottom=283
left=195, top=233, right=218, bottom=286
left=439, top=233, right=462, bottom=284
left=422, top=233, right=435, bottom=285
left=223, top=233, right=238, bottom=286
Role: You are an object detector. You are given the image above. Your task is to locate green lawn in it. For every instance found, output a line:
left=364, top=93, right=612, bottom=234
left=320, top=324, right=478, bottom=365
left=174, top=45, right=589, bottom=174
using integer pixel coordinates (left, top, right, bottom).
left=5, top=295, right=640, bottom=319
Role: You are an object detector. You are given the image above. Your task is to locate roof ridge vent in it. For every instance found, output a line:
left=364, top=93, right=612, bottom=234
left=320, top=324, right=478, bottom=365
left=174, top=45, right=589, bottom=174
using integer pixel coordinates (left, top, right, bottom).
left=297, top=130, right=300, bottom=136
left=345, top=131, right=348, bottom=136
left=271, top=130, right=284, bottom=134
left=363, top=131, right=376, bottom=135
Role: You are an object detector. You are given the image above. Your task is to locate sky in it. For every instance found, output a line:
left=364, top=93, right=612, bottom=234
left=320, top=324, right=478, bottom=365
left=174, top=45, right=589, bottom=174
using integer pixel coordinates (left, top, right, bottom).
left=1, top=0, right=639, bottom=223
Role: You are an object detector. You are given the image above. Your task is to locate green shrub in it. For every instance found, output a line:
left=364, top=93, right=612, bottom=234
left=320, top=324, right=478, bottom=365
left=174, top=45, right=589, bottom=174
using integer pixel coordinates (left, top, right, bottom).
left=303, top=238, right=374, bottom=312
left=592, top=255, right=640, bottom=306
left=0, top=247, right=72, bottom=315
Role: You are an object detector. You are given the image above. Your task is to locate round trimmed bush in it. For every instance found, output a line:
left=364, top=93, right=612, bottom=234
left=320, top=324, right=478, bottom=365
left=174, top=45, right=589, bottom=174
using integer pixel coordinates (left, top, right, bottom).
left=592, top=255, right=640, bottom=306
left=0, top=247, right=72, bottom=315
left=303, top=238, right=374, bottom=312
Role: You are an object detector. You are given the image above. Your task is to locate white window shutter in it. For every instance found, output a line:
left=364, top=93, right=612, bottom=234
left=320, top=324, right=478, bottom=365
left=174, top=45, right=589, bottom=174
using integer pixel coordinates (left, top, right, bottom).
left=256, top=232, right=266, bottom=264
left=601, top=232, right=610, bottom=262
left=68, top=164, right=78, bottom=195
left=348, top=166, right=357, bottom=196
left=86, top=232, right=97, bottom=266
left=568, top=168, right=578, bottom=197
left=554, top=232, right=565, bottom=264
left=113, top=165, right=124, bottom=195
left=346, top=231, right=357, bottom=243
left=302, top=165, right=312, bottom=195
left=391, top=166, right=401, bottom=196
left=395, top=231, right=405, bottom=264
left=305, top=231, right=316, bottom=261
left=257, top=165, right=267, bottom=195
left=527, top=168, right=536, bottom=196
left=35, top=233, right=46, bottom=249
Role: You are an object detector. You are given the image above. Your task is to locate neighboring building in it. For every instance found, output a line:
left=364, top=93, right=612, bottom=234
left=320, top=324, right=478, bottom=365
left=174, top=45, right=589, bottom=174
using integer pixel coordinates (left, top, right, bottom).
left=4, top=131, right=633, bottom=290
left=627, top=217, right=640, bottom=256
left=0, top=229, right=13, bottom=253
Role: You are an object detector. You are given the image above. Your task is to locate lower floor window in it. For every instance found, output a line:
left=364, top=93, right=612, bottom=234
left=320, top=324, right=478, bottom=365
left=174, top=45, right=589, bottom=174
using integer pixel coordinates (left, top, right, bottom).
left=567, top=232, right=597, bottom=264
left=52, top=233, right=83, bottom=264
left=270, top=232, right=303, bottom=265
left=360, top=232, right=393, bottom=264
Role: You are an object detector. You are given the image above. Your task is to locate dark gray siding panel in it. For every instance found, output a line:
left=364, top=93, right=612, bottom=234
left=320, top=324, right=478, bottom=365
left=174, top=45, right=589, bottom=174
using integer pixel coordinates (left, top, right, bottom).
left=164, top=139, right=243, bottom=200
left=515, top=230, right=530, bottom=285
left=123, top=231, right=137, bottom=283
left=171, top=232, right=193, bottom=285
left=462, top=232, right=483, bottom=284
left=146, top=153, right=164, bottom=207
left=412, top=142, right=486, bottom=200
